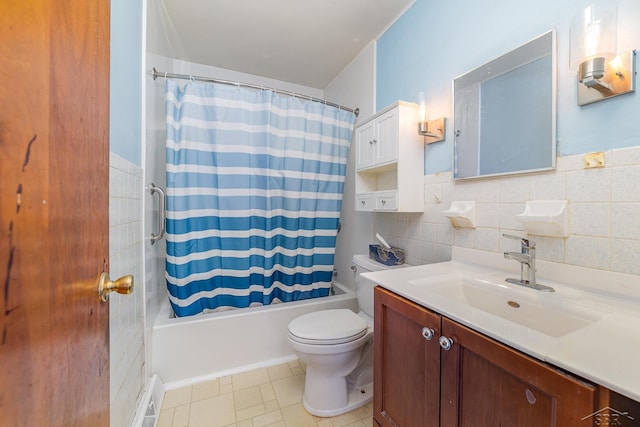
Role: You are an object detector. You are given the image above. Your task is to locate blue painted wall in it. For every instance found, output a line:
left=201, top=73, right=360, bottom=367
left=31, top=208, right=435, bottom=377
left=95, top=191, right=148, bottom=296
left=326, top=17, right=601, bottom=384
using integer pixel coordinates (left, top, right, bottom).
left=377, top=0, right=640, bottom=174
left=110, top=0, right=143, bottom=166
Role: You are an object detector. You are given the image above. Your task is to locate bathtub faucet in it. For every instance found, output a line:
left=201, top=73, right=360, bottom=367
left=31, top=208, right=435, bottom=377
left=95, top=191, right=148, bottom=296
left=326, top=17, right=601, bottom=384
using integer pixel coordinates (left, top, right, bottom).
left=502, top=234, right=554, bottom=292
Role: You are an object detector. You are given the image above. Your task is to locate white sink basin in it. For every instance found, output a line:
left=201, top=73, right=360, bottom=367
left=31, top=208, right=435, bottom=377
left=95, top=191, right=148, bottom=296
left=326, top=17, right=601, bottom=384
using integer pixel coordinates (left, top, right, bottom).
left=408, top=273, right=609, bottom=337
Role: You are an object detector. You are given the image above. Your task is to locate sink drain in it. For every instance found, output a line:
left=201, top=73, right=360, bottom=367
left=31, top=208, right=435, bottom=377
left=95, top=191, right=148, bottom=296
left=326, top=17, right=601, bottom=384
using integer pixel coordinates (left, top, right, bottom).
left=507, top=300, right=520, bottom=308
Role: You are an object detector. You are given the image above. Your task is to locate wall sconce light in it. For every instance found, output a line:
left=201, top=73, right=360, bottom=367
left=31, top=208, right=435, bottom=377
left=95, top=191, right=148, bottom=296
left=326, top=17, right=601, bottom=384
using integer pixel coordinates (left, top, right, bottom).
left=417, top=94, right=446, bottom=143
left=570, top=1, right=635, bottom=105
left=418, top=118, right=446, bottom=144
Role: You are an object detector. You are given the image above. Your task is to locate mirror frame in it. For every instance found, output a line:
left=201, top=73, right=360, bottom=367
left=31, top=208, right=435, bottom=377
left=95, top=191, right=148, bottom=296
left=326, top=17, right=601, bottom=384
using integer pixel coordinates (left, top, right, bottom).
left=453, top=30, right=557, bottom=180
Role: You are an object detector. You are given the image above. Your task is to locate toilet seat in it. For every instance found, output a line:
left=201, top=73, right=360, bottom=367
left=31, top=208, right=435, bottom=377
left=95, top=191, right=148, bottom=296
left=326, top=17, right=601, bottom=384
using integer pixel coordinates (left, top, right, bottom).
left=288, top=309, right=368, bottom=345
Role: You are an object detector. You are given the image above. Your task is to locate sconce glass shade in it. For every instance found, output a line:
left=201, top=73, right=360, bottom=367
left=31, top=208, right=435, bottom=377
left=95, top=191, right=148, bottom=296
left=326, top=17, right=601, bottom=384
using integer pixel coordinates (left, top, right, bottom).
left=570, top=1, right=617, bottom=81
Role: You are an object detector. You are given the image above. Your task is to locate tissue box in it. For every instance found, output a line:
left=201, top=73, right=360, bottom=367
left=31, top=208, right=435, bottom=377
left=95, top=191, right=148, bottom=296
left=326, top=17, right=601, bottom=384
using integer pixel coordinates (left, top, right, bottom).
left=368, top=244, right=405, bottom=266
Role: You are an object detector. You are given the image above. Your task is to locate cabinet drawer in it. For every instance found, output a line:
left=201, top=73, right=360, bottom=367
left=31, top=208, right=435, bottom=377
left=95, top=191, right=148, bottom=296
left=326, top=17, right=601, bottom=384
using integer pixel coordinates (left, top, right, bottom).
left=356, top=193, right=374, bottom=211
left=375, top=192, right=397, bottom=210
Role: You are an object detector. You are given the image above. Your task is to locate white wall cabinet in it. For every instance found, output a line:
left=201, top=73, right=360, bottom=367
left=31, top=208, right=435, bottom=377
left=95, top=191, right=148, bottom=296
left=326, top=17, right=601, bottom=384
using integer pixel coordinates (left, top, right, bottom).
left=355, top=101, right=424, bottom=212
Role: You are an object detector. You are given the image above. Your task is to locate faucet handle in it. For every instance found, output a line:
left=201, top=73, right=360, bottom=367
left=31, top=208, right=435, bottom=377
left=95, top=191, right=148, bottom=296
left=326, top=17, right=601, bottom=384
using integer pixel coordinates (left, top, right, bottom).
left=503, top=233, right=526, bottom=243
left=502, top=233, right=534, bottom=250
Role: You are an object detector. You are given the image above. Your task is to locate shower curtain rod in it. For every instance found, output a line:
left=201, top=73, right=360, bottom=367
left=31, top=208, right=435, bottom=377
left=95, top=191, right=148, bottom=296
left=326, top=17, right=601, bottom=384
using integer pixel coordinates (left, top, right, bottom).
left=151, top=67, right=359, bottom=117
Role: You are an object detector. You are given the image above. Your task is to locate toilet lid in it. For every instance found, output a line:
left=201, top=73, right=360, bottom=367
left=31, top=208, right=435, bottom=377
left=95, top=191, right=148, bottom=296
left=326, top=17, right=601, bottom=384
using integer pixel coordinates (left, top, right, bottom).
left=288, top=309, right=368, bottom=345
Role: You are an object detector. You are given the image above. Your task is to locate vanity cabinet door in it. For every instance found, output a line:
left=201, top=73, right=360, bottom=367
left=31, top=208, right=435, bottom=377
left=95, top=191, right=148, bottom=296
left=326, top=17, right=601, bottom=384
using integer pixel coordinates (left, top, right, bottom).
left=439, top=317, right=597, bottom=427
left=374, top=287, right=441, bottom=427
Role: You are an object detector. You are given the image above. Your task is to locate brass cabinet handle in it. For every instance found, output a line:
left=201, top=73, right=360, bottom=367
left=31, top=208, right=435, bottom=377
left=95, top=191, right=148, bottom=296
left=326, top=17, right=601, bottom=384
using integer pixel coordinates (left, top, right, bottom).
left=97, top=273, right=134, bottom=302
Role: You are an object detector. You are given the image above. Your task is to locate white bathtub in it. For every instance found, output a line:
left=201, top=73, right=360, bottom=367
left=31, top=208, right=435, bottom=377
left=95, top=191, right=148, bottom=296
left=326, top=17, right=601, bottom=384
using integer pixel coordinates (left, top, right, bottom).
left=152, top=282, right=358, bottom=387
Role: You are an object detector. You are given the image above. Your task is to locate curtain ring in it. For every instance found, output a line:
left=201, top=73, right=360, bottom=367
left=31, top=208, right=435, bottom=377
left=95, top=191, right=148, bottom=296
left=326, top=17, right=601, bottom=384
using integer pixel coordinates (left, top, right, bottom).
left=164, top=72, right=167, bottom=79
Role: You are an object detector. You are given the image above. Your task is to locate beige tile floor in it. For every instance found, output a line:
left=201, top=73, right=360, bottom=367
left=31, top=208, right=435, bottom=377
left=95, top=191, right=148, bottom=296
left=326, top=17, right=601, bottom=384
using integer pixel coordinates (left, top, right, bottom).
left=157, top=359, right=373, bottom=427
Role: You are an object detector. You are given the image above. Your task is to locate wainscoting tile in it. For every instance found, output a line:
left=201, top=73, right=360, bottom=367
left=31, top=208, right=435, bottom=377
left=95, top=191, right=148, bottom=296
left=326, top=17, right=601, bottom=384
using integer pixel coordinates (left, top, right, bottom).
left=499, top=175, right=530, bottom=203
left=570, top=203, right=610, bottom=237
left=475, top=227, right=500, bottom=253
left=611, top=165, right=640, bottom=202
left=565, top=168, right=611, bottom=203
left=610, top=238, right=640, bottom=275
left=565, top=235, right=610, bottom=270
left=529, top=172, right=565, bottom=200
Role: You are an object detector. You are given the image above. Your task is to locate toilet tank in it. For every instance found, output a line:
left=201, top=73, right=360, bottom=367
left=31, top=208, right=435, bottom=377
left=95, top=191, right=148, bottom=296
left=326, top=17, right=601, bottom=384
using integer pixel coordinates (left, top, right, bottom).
left=352, top=254, right=410, bottom=317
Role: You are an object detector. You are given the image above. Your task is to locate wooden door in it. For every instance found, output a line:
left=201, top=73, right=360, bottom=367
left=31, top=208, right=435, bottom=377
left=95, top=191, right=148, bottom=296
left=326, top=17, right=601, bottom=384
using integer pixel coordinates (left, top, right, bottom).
left=440, top=317, right=597, bottom=427
left=0, top=1, right=110, bottom=425
left=374, top=287, right=441, bottom=427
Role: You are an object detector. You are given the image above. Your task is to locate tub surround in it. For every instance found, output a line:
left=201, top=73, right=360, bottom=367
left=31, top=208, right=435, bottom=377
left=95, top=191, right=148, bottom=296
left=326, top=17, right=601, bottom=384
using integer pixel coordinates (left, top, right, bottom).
left=363, top=246, right=640, bottom=402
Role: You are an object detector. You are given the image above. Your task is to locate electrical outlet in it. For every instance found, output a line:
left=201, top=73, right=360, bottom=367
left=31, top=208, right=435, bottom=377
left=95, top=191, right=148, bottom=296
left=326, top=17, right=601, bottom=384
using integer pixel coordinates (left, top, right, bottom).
left=583, top=152, right=605, bottom=169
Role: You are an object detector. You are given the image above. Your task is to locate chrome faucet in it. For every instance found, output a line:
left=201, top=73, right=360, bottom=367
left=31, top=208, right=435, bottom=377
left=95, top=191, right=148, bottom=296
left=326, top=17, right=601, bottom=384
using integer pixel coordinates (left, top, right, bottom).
left=503, top=234, right=555, bottom=292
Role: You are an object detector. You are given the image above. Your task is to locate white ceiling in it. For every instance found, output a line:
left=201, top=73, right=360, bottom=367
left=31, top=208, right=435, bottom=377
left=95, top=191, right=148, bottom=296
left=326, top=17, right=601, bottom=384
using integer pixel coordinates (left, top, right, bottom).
left=162, top=0, right=415, bottom=89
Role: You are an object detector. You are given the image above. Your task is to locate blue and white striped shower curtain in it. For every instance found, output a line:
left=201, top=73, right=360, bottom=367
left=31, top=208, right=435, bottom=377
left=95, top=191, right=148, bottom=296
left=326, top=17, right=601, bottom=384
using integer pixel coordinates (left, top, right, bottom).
left=164, top=80, right=355, bottom=317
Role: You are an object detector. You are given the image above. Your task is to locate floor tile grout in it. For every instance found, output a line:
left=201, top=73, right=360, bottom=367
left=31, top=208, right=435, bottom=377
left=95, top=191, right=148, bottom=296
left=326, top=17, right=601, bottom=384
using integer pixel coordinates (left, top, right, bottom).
left=157, top=359, right=373, bottom=427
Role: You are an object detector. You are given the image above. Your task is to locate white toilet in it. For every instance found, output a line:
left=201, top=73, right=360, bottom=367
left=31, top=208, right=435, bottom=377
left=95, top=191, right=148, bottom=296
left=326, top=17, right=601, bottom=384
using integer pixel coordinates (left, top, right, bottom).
left=287, top=254, right=409, bottom=417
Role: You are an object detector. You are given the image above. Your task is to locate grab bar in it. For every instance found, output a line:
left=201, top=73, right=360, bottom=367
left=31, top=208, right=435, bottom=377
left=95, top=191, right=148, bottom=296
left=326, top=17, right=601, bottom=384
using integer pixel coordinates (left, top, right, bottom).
left=148, top=183, right=166, bottom=245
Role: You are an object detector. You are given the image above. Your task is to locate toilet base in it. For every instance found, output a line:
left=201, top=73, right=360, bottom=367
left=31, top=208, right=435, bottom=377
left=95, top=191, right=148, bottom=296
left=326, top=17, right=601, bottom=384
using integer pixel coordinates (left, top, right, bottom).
left=303, top=381, right=373, bottom=417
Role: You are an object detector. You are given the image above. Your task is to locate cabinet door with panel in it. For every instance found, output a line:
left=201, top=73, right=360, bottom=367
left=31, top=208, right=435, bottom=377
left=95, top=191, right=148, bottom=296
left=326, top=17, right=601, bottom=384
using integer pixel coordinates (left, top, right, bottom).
left=439, top=317, right=597, bottom=427
left=373, top=108, right=399, bottom=165
left=374, top=287, right=441, bottom=427
left=355, top=119, right=376, bottom=170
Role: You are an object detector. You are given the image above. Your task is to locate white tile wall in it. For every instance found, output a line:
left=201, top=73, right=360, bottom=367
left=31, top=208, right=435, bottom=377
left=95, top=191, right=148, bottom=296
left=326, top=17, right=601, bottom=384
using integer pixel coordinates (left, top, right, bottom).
left=373, top=147, right=640, bottom=277
left=110, top=152, right=145, bottom=427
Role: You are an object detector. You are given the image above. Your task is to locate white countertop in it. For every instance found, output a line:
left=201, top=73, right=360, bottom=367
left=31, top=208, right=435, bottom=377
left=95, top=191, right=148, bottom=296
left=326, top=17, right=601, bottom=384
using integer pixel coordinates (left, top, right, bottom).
left=362, top=247, right=640, bottom=402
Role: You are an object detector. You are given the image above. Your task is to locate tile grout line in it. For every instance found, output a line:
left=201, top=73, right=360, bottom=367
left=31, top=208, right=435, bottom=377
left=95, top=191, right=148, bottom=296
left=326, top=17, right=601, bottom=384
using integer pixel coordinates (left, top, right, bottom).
left=157, top=360, right=373, bottom=427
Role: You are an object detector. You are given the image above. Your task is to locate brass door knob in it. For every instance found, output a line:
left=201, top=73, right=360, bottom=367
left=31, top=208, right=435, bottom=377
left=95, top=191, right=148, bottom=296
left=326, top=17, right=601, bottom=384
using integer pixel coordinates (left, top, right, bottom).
left=97, top=272, right=134, bottom=302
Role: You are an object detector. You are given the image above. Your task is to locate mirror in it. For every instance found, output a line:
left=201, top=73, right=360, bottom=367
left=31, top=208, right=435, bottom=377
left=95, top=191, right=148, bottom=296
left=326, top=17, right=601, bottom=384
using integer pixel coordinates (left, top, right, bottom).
left=453, top=30, right=556, bottom=179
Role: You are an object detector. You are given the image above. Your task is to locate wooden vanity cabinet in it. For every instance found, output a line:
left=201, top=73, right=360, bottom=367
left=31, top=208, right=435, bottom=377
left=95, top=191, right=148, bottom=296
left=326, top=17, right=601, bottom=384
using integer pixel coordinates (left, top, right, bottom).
left=440, top=317, right=596, bottom=426
left=374, top=286, right=598, bottom=427
left=374, top=286, right=441, bottom=426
